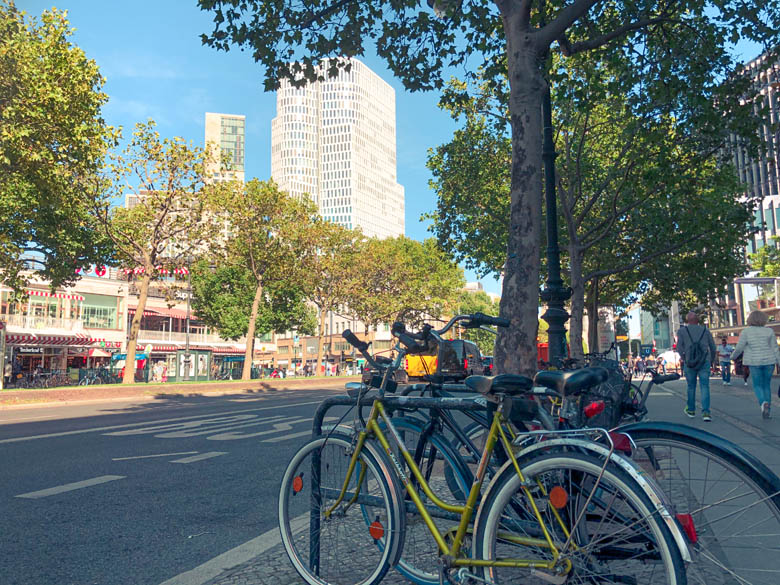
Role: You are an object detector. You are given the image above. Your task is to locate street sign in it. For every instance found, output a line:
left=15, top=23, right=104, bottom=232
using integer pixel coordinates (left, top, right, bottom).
left=616, top=335, right=628, bottom=341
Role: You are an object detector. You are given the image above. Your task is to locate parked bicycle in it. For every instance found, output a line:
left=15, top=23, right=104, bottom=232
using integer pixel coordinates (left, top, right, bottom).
left=279, top=314, right=690, bottom=585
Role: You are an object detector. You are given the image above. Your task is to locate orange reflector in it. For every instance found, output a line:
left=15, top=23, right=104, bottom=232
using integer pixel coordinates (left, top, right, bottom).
left=292, top=475, right=303, bottom=494
left=676, top=513, right=698, bottom=544
left=369, top=518, right=385, bottom=540
left=549, top=486, right=568, bottom=509
left=584, top=400, right=606, bottom=418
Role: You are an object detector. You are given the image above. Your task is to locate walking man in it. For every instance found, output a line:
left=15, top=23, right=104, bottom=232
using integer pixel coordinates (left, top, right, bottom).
left=717, top=338, right=734, bottom=385
left=676, top=311, right=717, bottom=422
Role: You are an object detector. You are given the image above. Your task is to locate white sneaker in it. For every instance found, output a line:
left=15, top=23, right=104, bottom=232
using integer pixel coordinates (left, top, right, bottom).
left=745, top=382, right=749, bottom=386
left=724, top=382, right=731, bottom=386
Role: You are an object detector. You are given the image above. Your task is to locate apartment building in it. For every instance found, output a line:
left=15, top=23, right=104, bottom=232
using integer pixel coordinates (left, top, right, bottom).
left=205, top=112, right=246, bottom=183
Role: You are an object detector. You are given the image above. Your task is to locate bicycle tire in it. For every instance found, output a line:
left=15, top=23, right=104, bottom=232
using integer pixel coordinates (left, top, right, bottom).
left=388, top=416, right=472, bottom=585
left=473, top=450, right=687, bottom=584
left=621, top=422, right=780, bottom=584
left=279, top=432, right=403, bottom=585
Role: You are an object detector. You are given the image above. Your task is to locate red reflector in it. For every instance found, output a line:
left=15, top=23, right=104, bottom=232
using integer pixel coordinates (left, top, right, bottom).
left=404, top=358, right=408, bottom=370
left=292, top=475, right=303, bottom=494
left=584, top=401, right=605, bottom=418
left=676, top=513, right=698, bottom=544
left=369, top=517, right=385, bottom=540
left=608, top=432, right=633, bottom=455
left=464, top=358, right=468, bottom=370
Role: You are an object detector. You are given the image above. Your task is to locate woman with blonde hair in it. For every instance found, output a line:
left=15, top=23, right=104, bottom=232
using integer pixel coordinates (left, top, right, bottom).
left=731, top=309, right=780, bottom=418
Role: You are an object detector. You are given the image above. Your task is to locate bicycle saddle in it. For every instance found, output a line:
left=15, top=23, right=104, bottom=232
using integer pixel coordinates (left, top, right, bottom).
left=533, top=367, right=608, bottom=396
left=464, top=374, right=534, bottom=396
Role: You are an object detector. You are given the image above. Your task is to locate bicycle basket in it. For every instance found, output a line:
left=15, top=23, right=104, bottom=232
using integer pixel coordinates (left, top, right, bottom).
left=580, top=358, right=632, bottom=429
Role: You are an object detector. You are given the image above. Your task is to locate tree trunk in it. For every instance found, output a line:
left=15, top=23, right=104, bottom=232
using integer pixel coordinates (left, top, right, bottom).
left=494, top=17, right=546, bottom=376
left=124, top=272, right=152, bottom=384
left=242, top=281, right=263, bottom=380
left=316, top=306, right=328, bottom=376
left=568, top=247, right=586, bottom=360
left=586, top=278, right=600, bottom=353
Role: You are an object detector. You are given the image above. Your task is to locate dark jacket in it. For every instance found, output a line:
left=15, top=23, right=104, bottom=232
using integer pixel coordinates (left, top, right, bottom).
left=676, top=324, right=717, bottom=366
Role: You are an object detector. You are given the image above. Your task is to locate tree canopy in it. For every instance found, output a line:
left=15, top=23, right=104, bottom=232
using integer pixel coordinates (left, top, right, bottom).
left=204, top=178, right=320, bottom=379
left=0, top=3, right=117, bottom=291
left=199, top=0, right=779, bottom=374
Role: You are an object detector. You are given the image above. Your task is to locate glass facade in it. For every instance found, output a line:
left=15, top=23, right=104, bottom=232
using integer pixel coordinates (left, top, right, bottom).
left=220, top=116, right=245, bottom=172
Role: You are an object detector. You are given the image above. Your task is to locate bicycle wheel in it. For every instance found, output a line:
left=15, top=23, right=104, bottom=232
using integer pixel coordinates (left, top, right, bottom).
left=474, top=450, right=686, bottom=584
left=626, top=425, right=780, bottom=585
left=279, top=432, right=403, bottom=585
left=388, top=416, right=472, bottom=585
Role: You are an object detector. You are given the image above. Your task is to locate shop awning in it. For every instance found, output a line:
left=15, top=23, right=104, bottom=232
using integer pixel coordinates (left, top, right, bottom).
left=5, top=334, right=102, bottom=346
left=27, top=289, right=85, bottom=301
left=128, top=306, right=164, bottom=317
left=213, top=346, right=245, bottom=355
left=129, top=305, right=191, bottom=320
left=89, top=348, right=112, bottom=358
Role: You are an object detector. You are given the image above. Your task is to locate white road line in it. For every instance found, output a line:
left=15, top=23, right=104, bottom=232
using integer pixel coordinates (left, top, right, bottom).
left=15, top=475, right=125, bottom=499
left=0, top=400, right=325, bottom=444
left=170, top=452, right=227, bottom=464
left=158, top=514, right=308, bottom=585
left=113, top=452, right=199, bottom=461
left=261, top=430, right=312, bottom=443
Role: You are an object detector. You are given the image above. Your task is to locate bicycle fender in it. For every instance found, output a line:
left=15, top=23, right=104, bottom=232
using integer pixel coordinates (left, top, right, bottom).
left=483, top=439, right=692, bottom=564
left=618, top=420, right=780, bottom=498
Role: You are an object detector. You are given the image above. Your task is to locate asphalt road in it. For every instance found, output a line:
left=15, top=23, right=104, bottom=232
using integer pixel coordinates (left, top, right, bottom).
left=0, top=387, right=351, bottom=585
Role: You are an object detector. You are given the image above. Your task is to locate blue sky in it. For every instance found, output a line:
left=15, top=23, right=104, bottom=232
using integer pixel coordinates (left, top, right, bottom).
left=21, top=0, right=501, bottom=291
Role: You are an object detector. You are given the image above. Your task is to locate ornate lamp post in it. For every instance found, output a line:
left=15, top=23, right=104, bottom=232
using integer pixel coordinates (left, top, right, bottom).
left=539, top=81, right=571, bottom=365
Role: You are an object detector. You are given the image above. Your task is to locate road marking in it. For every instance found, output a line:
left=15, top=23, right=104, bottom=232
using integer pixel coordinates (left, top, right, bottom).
left=170, top=452, right=227, bottom=464
left=113, top=451, right=199, bottom=461
left=15, top=475, right=125, bottom=499
left=0, top=400, right=326, bottom=444
left=261, top=430, right=312, bottom=443
left=158, top=514, right=308, bottom=585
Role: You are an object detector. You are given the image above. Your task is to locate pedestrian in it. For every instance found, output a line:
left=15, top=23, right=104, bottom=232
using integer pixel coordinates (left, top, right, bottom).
left=659, top=356, right=667, bottom=375
left=730, top=310, right=780, bottom=419
left=716, top=338, right=734, bottom=385
left=676, top=311, right=717, bottom=422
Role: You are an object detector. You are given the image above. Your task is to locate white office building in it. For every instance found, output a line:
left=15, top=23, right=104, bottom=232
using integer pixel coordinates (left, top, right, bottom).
left=271, top=59, right=405, bottom=239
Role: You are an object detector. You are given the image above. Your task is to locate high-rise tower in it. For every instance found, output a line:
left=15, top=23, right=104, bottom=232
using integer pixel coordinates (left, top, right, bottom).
left=205, top=112, right=246, bottom=183
left=271, top=59, right=405, bottom=238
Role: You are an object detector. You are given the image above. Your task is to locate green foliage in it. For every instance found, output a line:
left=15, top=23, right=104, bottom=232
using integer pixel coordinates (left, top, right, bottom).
left=0, top=3, right=118, bottom=291
left=457, top=290, right=500, bottom=354
left=191, top=260, right=316, bottom=340
left=749, top=237, right=780, bottom=277
left=350, top=236, right=465, bottom=329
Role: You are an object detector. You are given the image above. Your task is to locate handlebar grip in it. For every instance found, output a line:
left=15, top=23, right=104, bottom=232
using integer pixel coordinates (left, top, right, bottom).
left=342, top=330, right=369, bottom=353
left=653, top=373, right=680, bottom=384
left=392, top=321, right=427, bottom=341
left=470, top=312, right=510, bottom=328
left=396, top=331, right=428, bottom=354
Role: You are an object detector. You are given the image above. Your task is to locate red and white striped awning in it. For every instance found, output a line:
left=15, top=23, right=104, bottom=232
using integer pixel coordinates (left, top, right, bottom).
left=213, top=346, right=245, bottom=355
left=122, top=266, right=189, bottom=275
left=27, top=290, right=85, bottom=301
left=5, top=334, right=103, bottom=347
left=128, top=306, right=163, bottom=317
left=152, top=345, right=178, bottom=352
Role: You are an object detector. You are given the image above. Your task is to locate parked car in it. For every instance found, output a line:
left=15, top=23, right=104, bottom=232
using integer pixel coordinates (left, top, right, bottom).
left=405, top=338, right=483, bottom=382
left=481, top=355, right=494, bottom=375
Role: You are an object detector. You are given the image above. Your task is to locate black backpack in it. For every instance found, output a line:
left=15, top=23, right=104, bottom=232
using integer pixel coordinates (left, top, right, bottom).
left=685, top=327, right=708, bottom=369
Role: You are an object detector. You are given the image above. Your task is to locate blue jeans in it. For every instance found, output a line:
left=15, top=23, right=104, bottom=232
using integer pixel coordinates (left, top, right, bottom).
left=684, top=361, right=711, bottom=413
left=750, top=364, right=774, bottom=407
left=720, top=361, right=731, bottom=383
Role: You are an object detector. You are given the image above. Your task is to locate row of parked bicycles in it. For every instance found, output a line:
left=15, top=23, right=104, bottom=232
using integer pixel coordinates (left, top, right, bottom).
left=277, top=312, right=780, bottom=585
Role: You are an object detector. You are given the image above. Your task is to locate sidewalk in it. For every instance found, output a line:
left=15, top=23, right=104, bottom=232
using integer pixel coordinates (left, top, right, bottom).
left=179, top=375, right=780, bottom=585
left=0, top=375, right=361, bottom=408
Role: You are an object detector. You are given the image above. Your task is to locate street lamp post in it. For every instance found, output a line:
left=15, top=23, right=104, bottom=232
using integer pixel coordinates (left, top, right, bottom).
left=539, top=81, right=572, bottom=365
left=183, top=261, right=192, bottom=381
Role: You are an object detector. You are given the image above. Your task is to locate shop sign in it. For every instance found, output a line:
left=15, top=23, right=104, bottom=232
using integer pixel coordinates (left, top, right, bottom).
left=18, top=347, right=43, bottom=354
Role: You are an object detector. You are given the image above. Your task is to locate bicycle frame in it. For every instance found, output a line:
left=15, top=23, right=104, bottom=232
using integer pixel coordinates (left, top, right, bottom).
left=325, top=397, right=568, bottom=571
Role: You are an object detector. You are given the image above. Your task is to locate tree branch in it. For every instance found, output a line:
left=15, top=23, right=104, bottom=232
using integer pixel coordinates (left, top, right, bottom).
left=536, top=0, right=601, bottom=49
left=560, top=16, right=672, bottom=56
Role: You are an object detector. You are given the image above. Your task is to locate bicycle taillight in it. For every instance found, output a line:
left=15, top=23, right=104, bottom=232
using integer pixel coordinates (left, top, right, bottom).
left=676, top=513, right=698, bottom=544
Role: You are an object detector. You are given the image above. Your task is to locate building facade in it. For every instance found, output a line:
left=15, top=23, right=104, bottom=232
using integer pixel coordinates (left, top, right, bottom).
left=271, top=59, right=405, bottom=239
left=205, top=112, right=246, bottom=183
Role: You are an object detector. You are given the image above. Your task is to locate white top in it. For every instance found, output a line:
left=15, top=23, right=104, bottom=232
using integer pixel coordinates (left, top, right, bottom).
left=731, top=326, right=780, bottom=367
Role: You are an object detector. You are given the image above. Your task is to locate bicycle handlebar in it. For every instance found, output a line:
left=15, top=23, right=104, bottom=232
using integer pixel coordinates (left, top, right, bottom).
left=463, top=312, right=510, bottom=329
